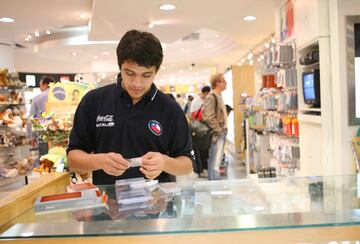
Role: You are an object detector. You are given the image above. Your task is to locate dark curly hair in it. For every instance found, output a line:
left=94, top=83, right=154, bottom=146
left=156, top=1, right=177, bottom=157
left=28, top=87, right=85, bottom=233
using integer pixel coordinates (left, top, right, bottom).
left=116, top=30, right=163, bottom=71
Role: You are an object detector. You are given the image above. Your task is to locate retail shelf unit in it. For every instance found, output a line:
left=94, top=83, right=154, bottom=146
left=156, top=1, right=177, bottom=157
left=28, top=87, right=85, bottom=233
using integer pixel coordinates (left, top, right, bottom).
left=245, top=41, right=300, bottom=178
left=0, top=84, right=34, bottom=189
left=296, top=37, right=333, bottom=176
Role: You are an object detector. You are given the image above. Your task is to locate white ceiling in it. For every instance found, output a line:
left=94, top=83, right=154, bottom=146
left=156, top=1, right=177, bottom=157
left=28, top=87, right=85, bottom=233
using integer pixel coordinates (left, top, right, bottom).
left=0, top=0, right=275, bottom=85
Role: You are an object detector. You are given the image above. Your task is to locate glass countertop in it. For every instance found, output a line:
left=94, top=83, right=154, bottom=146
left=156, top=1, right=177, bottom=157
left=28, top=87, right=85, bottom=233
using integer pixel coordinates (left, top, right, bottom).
left=1, top=175, right=360, bottom=239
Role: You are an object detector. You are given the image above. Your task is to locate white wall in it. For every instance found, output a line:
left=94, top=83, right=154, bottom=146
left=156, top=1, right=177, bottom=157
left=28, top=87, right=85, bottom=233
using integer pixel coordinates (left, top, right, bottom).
left=0, top=30, right=14, bottom=70
left=329, top=0, right=360, bottom=175
left=14, top=52, right=93, bottom=73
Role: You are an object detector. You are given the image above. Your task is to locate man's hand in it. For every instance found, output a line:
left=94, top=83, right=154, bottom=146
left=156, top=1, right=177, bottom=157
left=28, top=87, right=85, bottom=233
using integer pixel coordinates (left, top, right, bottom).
left=140, top=152, right=165, bottom=180
left=96, top=152, right=130, bottom=176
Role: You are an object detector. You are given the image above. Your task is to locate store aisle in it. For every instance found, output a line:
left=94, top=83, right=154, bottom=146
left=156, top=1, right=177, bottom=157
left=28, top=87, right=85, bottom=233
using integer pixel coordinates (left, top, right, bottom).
left=177, top=142, right=246, bottom=182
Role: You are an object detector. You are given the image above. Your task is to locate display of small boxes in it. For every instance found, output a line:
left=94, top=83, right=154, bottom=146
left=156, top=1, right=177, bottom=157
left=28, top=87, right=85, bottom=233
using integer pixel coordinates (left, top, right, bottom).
left=34, top=189, right=108, bottom=214
left=115, top=177, right=153, bottom=210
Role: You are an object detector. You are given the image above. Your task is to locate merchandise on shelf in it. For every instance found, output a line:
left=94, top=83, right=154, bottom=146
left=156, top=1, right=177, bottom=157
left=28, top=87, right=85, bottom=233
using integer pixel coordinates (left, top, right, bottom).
left=0, top=69, right=33, bottom=180
left=31, top=112, right=72, bottom=147
left=246, top=41, right=300, bottom=177
left=0, top=69, right=26, bottom=88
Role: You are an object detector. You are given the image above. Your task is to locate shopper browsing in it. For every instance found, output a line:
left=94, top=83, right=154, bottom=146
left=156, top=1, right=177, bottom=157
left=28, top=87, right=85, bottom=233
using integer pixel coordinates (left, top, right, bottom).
left=28, top=75, right=55, bottom=149
left=190, top=85, right=211, bottom=120
left=202, top=74, right=227, bottom=180
left=67, top=30, right=193, bottom=185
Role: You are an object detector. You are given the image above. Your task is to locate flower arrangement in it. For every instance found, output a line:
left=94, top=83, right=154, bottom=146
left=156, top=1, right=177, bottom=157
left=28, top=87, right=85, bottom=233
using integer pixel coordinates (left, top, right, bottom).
left=31, top=113, right=72, bottom=147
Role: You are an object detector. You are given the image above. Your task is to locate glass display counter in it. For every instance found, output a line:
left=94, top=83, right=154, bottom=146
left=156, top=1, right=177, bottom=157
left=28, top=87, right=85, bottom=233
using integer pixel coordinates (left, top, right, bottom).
left=1, top=175, right=360, bottom=243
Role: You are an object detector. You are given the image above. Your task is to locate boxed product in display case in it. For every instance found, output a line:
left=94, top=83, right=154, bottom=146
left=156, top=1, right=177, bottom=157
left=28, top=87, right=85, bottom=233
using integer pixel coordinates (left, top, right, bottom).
left=67, top=182, right=99, bottom=193
left=34, top=189, right=108, bottom=214
left=115, top=177, right=153, bottom=209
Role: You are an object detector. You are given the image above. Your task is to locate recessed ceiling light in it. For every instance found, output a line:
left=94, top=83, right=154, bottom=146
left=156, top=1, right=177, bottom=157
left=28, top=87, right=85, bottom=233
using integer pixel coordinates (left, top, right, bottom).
left=180, top=47, right=185, bottom=52
left=159, top=4, right=176, bottom=11
left=80, top=13, right=87, bottom=19
left=35, top=31, right=40, bottom=37
left=94, top=55, right=98, bottom=59
left=0, top=17, right=15, bottom=23
left=243, top=15, right=256, bottom=21
left=72, top=52, right=77, bottom=56
left=46, top=30, right=51, bottom=35
left=25, top=37, right=30, bottom=41
left=148, top=22, right=155, bottom=29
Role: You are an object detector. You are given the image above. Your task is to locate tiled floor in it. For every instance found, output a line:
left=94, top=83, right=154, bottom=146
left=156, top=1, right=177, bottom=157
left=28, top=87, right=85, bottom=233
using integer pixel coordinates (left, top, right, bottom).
left=177, top=142, right=247, bottom=182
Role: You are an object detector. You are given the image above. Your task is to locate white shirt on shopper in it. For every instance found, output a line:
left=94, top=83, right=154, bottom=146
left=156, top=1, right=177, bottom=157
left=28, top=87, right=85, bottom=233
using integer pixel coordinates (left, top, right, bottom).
left=190, top=94, right=204, bottom=113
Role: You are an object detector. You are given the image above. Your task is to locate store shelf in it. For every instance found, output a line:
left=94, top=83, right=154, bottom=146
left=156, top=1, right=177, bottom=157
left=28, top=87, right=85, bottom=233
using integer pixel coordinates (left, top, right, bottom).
left=298, top=113, right=322, bottom=125
left=250, top=125, right=266, bottom=131
left=299, top=106, right=321, bottom=113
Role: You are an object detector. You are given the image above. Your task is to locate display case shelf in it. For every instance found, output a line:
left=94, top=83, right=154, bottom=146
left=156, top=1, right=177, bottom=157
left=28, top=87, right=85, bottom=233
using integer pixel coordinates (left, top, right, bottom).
left=0, top=175, right=360, bottom=243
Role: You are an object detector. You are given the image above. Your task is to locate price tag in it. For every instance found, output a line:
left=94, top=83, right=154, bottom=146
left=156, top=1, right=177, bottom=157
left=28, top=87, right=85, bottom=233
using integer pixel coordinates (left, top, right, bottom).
left=56, top=163, right=64, bottom=172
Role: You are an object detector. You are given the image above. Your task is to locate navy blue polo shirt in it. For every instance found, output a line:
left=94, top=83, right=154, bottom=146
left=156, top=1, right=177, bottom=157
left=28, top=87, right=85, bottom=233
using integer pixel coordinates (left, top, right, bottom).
left=67, top=79, right=193, bottom=185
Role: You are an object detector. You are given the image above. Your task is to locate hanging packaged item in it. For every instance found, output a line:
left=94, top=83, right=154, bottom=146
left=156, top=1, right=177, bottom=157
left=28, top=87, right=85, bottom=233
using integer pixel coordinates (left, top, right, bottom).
left=262, top=74, right=276, bottom=88
left=291, top=116, right=299, bottom=137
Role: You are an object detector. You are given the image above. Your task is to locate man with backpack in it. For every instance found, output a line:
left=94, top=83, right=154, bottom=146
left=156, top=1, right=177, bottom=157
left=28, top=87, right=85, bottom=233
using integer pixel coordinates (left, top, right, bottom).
left=203, top=74, right=227, bottom=180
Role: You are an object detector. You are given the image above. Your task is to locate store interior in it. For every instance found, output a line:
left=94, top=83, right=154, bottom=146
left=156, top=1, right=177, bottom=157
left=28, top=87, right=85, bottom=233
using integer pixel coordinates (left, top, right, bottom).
left=1, top=0, right=360, bottom=242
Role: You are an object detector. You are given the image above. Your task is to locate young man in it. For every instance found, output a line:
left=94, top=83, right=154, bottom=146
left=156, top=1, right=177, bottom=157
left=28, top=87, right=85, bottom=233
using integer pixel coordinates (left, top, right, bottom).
left=29, top=76, right=54, bottom=118
left=202, top=74, right=227, bottom=180
left=67, top=30, right=193, bottom=185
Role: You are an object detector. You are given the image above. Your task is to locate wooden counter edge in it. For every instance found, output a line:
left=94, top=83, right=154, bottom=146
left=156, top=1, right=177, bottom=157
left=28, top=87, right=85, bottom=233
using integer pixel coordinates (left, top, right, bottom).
left=0, top=172, right=69, bottom=227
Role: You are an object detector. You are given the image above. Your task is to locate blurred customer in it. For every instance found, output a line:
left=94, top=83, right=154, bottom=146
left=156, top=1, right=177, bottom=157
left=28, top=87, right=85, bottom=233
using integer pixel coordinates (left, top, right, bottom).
left=203, top=74, right=227, bottom=180
left=190, top=85, right=211, bottom=120
left=28, top=75, right=55, bottom=153
left=183, top=95, right=194, bottom=114
left=175, top=93, right=185, bottom=108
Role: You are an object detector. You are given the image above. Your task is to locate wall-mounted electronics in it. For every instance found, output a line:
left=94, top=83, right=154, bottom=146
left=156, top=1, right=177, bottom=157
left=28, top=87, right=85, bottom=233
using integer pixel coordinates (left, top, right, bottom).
left=347, top=15, right=360, bottom=125
left=302, top=69, right=320, bottom=108
left=299, top=50, right=319, bottom=65
left=25, top=74, right=36, bottom=87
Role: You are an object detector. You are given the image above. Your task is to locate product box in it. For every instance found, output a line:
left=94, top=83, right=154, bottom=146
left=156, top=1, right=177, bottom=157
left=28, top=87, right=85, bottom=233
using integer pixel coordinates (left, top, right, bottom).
left=67, top=182, right=99, bottom=193
left=34, top=189, right=108, bottom=214
left=115, top=177, right=152, bottom=207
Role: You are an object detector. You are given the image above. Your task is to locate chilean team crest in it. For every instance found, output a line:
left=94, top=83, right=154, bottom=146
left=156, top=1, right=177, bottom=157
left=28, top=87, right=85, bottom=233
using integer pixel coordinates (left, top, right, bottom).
left=148, top=120, right=162, bottom=136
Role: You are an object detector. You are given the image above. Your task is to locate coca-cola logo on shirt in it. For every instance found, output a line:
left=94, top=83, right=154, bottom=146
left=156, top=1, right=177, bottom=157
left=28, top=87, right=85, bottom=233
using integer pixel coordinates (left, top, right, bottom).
left=96, top=115, right=115, bottom=127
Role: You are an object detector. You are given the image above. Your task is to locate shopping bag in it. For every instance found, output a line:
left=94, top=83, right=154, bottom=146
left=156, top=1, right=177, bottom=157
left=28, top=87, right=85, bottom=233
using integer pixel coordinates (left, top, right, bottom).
left=190, top=120, right=210, bottom=138
left=190, top=120, right=212, bottom=151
